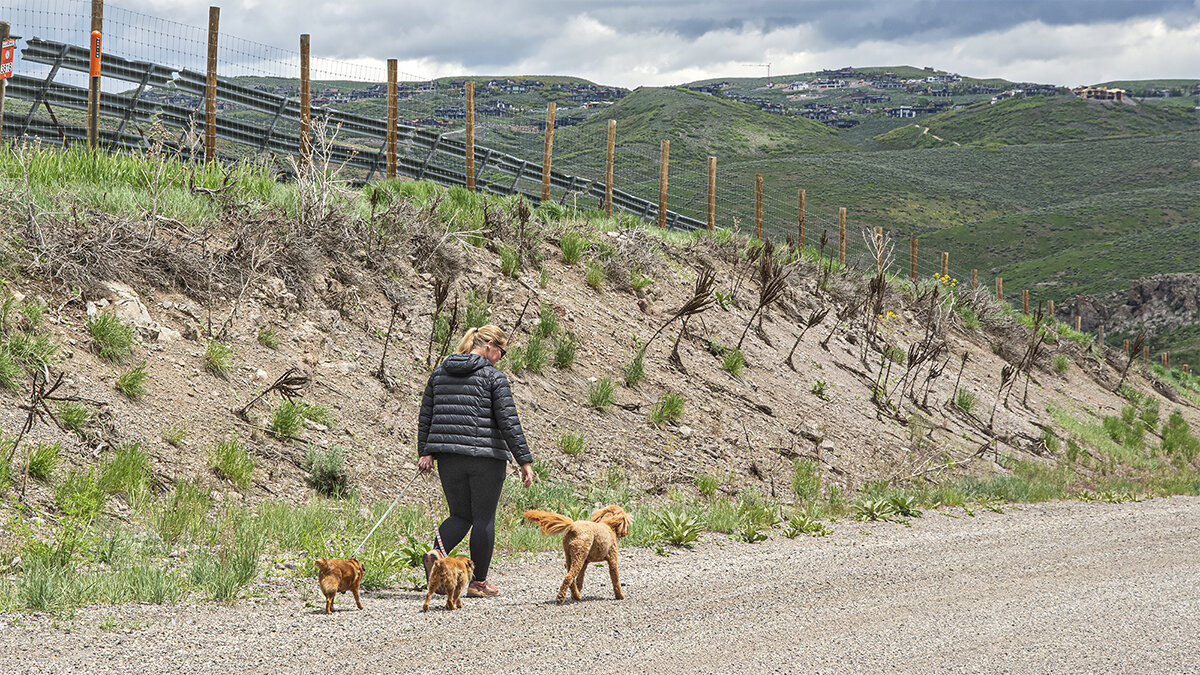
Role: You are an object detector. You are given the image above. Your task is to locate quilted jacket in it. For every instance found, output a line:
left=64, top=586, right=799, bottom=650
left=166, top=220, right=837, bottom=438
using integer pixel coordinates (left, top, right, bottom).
left=417, top=353, right=533, bottom=465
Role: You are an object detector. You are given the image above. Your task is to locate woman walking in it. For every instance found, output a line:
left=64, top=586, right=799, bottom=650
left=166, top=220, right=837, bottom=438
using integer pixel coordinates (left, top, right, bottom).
left=418, top=325, right=534, bottom=597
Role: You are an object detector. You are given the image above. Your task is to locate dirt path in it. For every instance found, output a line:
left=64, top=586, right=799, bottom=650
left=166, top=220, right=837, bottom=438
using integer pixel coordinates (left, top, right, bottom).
left=3, top=496, right=1198, bottom=674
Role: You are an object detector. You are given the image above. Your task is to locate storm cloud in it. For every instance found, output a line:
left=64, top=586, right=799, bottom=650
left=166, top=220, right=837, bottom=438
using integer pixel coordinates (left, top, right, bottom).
left=15, top=0, right=1200, bottom=86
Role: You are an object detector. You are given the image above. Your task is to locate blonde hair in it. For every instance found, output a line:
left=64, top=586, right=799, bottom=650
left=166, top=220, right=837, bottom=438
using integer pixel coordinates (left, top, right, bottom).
left=456, top=325, right=508, bottom=354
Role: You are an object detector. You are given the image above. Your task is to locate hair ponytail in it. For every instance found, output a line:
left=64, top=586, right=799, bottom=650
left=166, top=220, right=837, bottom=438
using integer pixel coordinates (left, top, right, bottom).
left=455, top=327, right=480, bottom=354
left=455, top=325, right=508, bottom=355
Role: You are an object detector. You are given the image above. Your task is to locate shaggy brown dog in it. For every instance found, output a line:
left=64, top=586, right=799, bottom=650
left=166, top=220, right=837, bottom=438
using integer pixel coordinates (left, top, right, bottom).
left=523, top=505, right=632, bottom=604
left=314, top=557, right=365, bottom=614
left=423, top=555, right=474, bottom=612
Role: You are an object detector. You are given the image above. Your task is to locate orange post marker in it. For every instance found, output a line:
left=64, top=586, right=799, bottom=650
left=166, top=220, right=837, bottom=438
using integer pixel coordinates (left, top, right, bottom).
left=90, top=31, right=101, bottom=76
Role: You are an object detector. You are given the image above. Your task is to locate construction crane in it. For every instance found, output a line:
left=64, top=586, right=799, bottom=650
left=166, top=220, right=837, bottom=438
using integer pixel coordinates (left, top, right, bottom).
left=742, top=62, right=772, bottom=86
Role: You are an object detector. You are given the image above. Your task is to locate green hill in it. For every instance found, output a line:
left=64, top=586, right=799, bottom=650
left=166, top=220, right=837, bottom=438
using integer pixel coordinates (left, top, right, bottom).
left=875, top=95, right=1200, bottom=148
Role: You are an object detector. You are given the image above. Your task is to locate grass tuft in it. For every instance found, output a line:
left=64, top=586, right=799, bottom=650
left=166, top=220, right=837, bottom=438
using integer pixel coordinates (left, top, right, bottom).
left=587, top=376, right=616, bottom=410
left=86, top=313, right=135, bottom=361
left=57, top=402, right=93, bottom=433
left=209, top=436, right=257, bottom=489
left=557, top=431, right=586, bottom=456
left=115, top=362, right=150, bottom=400
left=302, top=444, right=353, bottom=498
left=257, top=328, right=281, bottom=349
left=204, top=340, right=233, bottom=378
left=648, top=392, right=686, bottom=426
left=27, top=442, right=61, bottom=482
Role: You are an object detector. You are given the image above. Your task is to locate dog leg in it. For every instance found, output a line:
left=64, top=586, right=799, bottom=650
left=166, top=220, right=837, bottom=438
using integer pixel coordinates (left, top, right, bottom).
left=606, top=552, right=624, bottom=600
left=352, top=587, right=363, bottom=610
left=446, top=583, right=457, bottom=611
left=558, top=555, right=587, bottom=604
left=325, top=593, right=334, bottom=614
left=422, top=586, right=434, bottom=612
left=571, top=562, right=588, bottom=600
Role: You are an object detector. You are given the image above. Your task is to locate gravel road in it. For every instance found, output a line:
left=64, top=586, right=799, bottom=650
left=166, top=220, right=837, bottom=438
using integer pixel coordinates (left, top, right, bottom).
left=3, top=496, right=1198, bottom=674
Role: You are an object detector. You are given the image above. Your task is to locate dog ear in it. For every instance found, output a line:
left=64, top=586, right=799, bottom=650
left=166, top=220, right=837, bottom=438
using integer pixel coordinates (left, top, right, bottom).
left=613, top=513, right=632, bottom=538
left=314, top=558, right=326, bottom=569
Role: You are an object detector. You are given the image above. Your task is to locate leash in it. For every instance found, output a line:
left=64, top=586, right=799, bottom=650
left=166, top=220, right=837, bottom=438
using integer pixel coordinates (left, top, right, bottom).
left=427, top=498, right=447, bottom=558
left=351, top=468, right=423, bottom=558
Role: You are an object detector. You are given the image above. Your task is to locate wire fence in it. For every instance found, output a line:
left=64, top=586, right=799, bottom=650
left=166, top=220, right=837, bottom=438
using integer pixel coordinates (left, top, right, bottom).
left=0, top=1, right=1123, bottom=341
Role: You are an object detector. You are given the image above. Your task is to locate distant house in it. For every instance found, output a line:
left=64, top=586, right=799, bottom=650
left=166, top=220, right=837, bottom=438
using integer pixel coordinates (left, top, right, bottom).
left=925, top=73, right=961, bottom=84
left=928, top=88, right=953, bottom=98
left=970, top=85, right=1001, bottom=95
left=872, top=79, right=905, bottom=90
left=787, top=81, right=810, bottom=91
left=825, top=118, right=860, bottom=128
left=885, top=106, right=916, bottom=118
left=1073, top=86, right=1124, bottom=101
left=851, top=94, right=889, bottom=104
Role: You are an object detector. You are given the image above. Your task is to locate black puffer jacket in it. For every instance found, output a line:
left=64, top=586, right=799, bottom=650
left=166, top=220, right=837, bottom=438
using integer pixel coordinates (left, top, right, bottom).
left=417, top=353, right=533, bottom=465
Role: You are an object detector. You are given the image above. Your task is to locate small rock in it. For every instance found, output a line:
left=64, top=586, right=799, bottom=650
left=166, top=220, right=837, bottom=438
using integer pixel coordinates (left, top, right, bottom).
left=678, top=425, right=694, bottom=439
left=283, top=562, right=300, bottom=570
left=819, top=439, right=835, bottom=456
left=255, top=369, right=269, bottom=381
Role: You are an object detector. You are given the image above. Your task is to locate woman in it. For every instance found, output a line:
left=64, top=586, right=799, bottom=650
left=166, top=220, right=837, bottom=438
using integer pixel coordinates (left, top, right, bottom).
left=418, top=324, right=535, bottom=598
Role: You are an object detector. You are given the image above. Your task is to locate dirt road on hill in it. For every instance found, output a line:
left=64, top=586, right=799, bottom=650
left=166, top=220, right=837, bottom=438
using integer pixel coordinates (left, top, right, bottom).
left=3, top=496, right=1198, bottom=674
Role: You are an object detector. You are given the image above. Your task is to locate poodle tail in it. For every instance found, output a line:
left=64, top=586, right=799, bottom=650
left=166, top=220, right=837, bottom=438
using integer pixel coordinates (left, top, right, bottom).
left=522, top=509, right=574, bottom=535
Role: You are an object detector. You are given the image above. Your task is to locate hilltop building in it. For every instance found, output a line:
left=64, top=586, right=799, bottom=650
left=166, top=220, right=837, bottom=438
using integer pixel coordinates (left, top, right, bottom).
left=1073, top=86, right=1125, bottom=101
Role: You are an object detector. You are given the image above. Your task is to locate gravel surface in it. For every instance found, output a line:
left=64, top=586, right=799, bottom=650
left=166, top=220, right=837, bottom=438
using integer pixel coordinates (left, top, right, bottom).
left=3, top=496, right=1198, bottom=674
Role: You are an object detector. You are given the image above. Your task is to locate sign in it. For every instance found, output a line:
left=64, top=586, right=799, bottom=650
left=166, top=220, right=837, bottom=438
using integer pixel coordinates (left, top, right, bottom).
left=0, top=39, right=14, bottom=79
left=90, top=30, right=101, bottom=77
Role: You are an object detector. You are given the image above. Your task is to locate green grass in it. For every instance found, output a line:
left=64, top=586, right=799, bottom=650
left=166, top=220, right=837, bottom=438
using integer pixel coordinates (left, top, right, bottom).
left=694, top=472, right=720, bottom=497
left=560, top=229, right=588, bottom=264
left=552, top=332, right=579, bottom=368
left=204, top=341, right=234, bottom=378
left=57, top=403, right=93, bottom=433
left=1053, top=354, right=1071, bottom=375
left=585, top=263, right=605, bottom=290
left=115, top=362, right=150, bottom=400
left=153, top=480, right=214, bottom=543
left=257, top=328, right=281, bottom=349
left=162, top=424, right=189, bottom=447
left=536, top=304, right=559, bottom=338
left=955, top=389, right=978, bottom=414
left=269, top=399, right=334, bottom=439
left=520, top=334, right=546, bottom=374
left=98, top=442, right=153, bottom=505
left=587, top=376, right=616, bottom=410
left=557, top=431, right=586, bottom=456
left=648, top=392, right=686, bottom=426
left=86, top=313, right=135, bottom=361
left=721, top=348, right=745, bottom=377
left=791, top=458, right=821, bottom=505
left=623, top=350, right=645, bottom=387
left=498, top=244, right=521, bottom=277
left=26, top=442, right=61, bottom=482
left=209, top=437, right=257, bottom=489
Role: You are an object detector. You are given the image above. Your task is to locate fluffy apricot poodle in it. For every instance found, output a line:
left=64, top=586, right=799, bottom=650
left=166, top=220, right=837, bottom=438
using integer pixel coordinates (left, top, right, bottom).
left=523, top=504, right=632, bottom=604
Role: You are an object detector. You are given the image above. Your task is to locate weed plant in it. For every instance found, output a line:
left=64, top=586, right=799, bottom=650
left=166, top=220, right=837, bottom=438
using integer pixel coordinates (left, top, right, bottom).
left=694, top=472, right=720, bottom=497
left=153, top=481, right=214, bottom=543
left=205, top=340, right=233, bottom=378
left=86, top=313, right=135, bottom=361
left=648, top=392, right=686, bottom=426
left=557, top=431, right=586, bottom=456
left=552, top=332, right=578, bottom=368
left=721, top=348, right=745, bottom=377
left=162, top=424, right=189, bottom=447
left=954, top=389, right=978, bottom=414
left=623, top=350, right=645, bottom=387
left=499, top=245, right=521, bottom=277
left=560, top=230, right=588, bottom=264
left=99, top=442, right=153, bottom=504
left=587, top=376, right=616, bottom=410
left=536, top=304, right=559, bottom=338
left=656, top=511, right=703, bottom=547
left=1053, top=354, right=1071, bottom=374
left=26, top=442, right=61, bottom=482
left=257, top=328, right=281, bottom=349
left=791, top=459, right=821, bottom=505
left=57, top=403, right=92, bottom=433
left=209, top=437, right=257, bottom=489
left=585, top=263, right=605, bottom=290
left=522, top=334, right=546, bottom=374
left=302, top=444, right=353, bottom=498
left=116, top=362, right=149, bottom=400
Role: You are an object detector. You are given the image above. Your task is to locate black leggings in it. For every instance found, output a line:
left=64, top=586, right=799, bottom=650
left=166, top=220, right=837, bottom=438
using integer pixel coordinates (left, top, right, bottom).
left=434, top=453, right=507, bottom=581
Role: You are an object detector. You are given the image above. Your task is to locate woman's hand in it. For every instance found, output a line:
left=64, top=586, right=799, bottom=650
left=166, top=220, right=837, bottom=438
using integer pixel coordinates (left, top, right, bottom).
left=418, top=455, right=434, bottom=472
left=518, top=462, right=534, bottom=488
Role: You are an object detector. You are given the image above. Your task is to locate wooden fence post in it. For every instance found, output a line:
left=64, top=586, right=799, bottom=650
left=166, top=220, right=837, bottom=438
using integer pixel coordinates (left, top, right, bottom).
left=971, top=269, right=977, bottom=290
left=1144, top=345, right=1149, bottom=366
left=706, top=157, right=716, bottom=231
left=299, top=34, right=310, bottom=167
left=754, top=174, right=763, bottom=240
left=87, top=1, right=103, bottom=148
left=386, top=60, right=397, bottom=179
left=605, top=120, right=616, bottom=217
left=540, top=102, right=555, bottom=202
left=204, top=6, right=219, bottom=163
left=797, top=189, right=806, bottom=250
left=941, top=252, right=948, bottom=278
left=657, top=139, right=669, bottom=229
left=464, top=81, right=475, bottom=191
left=1124, top=339, right=1129, bottom=356
left=1098, top=324, right=1105, bottom=348
left=996, top=277, right=1003, bottom=302
left=1022, top=290, right=1029, bottom=315
left=909, top=238, right=917, bottom=282
left=1163, top=352, right=1169, bottom=368
left=838, top=207, right=846, bottom=264
left=1185, top=364, right=1190, bottom=375
left=1075, top=316, right=1082, bottom=332
left=1048, top=299, right=1054, bottom=319
left=874, top=227, right=883, bottom=273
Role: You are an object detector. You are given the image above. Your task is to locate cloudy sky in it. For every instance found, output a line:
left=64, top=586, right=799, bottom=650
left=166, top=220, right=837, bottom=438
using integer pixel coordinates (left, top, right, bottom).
left=15, top=0, right=1200, bottom=86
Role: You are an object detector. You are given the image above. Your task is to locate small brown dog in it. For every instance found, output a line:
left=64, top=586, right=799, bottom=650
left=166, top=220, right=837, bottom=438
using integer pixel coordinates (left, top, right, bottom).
left=314, top=557, right=365, bottom=614
left=423, top=555, right=474, bottom=612
left=523, top=504, right=632, bottom=604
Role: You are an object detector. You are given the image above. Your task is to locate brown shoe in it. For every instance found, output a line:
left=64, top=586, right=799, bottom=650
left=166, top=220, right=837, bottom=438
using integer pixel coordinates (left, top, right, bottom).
left=422, top=551, right=445, bottom=595
left=466, top=580, right=499, bottom=597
